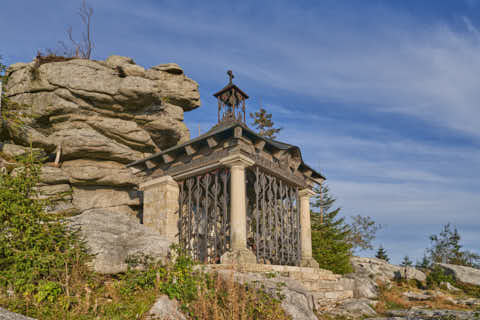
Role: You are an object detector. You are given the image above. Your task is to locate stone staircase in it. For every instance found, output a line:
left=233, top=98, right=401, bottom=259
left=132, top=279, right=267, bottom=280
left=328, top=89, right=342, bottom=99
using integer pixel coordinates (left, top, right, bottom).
left=204, top=263, right=354, bottom=311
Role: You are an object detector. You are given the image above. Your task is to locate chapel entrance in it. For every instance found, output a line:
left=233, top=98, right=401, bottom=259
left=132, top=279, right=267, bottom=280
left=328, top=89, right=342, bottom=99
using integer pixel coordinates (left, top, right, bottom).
left=178, top=168, right=231, bottom=264
left=177, top=166, right=301, bottom=266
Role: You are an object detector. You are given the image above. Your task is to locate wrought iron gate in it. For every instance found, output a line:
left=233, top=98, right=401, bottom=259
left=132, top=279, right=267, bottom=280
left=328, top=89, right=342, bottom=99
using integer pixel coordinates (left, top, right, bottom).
left=247, top=167, right=301, bottom=266
left=178, top=168, right=230, bottom=263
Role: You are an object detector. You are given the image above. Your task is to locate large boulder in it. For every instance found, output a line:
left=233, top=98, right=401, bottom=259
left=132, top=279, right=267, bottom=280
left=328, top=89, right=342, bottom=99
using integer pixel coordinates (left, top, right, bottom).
left=436, top=263, right=480, bottom=286
left=69, top=209, right=171, bottom=274
left=146, top=295, right=187, bottom=320
left=350, top=257, right=426, bottom=283
left=72, top=186, right=140, bottom=214
left=339, top=274, right=379, bottom=299
left=3, top=55, right=200, bottom=274
left=3, top=55, right=201, bottom=218
left=336, top=298, right=377, bottom=318
left=5, top=56, right=199, bottom=154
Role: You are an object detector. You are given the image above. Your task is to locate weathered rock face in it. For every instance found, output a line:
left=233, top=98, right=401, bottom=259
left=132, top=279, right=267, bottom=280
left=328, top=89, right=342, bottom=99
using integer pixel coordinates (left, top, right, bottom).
left=2, top=55, right=200, bottom=272
left=350, top=257, right=426, bottom=283
left=5, top=55, right=199, bottom=152
left=69, top=209, right=171, bottom=274
left=384, top=307, right=480, bottom=320
left=339, top=274, right=379, bottom=299
left=437, top=263, right=480, bottom=286
left=3, top=55, right=199, bottom=217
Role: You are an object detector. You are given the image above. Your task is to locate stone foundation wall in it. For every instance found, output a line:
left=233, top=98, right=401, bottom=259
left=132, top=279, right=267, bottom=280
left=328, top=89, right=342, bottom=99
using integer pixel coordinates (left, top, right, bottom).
left=202, top=263, right=354, bottom=317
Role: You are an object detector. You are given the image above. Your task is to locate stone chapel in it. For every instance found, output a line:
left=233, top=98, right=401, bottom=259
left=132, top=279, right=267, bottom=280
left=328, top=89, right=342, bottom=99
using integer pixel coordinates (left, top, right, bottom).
left=127, top=71, right=324, bottom=268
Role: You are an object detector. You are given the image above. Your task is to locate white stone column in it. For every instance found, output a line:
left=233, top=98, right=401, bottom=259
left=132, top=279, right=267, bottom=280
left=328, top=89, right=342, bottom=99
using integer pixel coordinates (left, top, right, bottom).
left=219, top=154, right=257, bottom=264
left=139, top=175, right=179, bottom=243
left=299, top=188, right=319, bottom=268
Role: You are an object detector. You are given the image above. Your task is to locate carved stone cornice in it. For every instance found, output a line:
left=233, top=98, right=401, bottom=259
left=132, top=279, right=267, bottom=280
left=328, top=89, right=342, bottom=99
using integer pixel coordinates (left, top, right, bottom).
left=219, top=153, right=255, bottom=168
left=298, top=188, right=316, bottom=198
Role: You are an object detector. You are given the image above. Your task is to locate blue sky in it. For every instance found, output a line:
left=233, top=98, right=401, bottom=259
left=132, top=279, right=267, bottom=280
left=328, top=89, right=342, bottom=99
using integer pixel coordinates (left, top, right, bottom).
left=1, top=0, right=479, bottom=264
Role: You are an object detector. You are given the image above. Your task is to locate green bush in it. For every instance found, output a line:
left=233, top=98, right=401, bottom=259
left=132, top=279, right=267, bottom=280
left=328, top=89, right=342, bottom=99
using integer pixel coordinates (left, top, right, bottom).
left=121, top=249, right=201, bottom=308
left=426, top=265, right=455, bottom=289
left=0, top=150, right=89, bottom=297
left=118, top=250, right=289, bottom=319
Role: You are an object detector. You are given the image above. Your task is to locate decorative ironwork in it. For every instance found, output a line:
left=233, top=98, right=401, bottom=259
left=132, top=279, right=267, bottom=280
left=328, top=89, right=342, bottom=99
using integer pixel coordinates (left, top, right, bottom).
left=247, top=167, right=301, bottom=266
left=213, top=70, right=249, bottom=124
left=178, top=168, right=231, bottom=263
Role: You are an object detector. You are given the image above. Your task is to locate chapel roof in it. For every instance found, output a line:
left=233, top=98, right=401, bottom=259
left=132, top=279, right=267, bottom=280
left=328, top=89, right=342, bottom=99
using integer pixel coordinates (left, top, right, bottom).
left=127, top=120, right=325, bottom=183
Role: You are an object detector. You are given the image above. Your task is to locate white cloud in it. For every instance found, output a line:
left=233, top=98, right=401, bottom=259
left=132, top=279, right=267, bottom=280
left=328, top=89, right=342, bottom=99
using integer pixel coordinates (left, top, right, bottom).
left=113, top=1, right=480, bottom=140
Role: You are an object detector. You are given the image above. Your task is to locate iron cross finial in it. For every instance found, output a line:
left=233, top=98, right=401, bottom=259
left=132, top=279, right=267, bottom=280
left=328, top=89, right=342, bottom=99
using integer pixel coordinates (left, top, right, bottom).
left=227, top=70, right=234, bottom=84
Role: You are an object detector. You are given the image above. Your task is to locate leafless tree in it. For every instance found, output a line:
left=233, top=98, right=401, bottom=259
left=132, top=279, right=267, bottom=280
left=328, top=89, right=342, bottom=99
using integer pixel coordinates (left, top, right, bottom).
left=57, top=0, right=94, bottom=59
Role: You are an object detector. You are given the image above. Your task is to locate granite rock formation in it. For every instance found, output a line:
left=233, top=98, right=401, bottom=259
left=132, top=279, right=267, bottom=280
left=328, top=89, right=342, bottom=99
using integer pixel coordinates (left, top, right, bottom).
left=350, top=257, right=426, bottom=283
left=436, top=263, right=480, bottom=286
left=2, top=55, right=200, bottom=273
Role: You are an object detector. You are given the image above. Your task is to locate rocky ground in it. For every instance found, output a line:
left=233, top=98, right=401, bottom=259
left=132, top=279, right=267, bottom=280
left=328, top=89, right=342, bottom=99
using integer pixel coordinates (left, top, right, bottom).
left=144, top=258, right=480, bottom=320
left=1, top=55, right=200, bottom=273
left=320, top=258, right=480, bottom=320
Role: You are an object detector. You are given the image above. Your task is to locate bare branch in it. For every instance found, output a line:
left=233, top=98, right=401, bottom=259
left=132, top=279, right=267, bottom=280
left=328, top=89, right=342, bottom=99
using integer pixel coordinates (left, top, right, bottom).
left=40, top=0, right=94, bottom=59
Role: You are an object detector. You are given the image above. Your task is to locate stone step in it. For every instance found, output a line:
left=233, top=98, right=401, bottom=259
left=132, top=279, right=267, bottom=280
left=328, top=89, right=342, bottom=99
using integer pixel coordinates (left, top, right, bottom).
left=301, top=279, right=336, bottom=291
left=313, top=290, right=354, bottom=301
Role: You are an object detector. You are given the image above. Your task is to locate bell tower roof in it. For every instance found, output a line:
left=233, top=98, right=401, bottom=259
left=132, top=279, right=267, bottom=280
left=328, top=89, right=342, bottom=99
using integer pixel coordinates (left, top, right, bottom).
left=213, top=70, right=249, bottom=124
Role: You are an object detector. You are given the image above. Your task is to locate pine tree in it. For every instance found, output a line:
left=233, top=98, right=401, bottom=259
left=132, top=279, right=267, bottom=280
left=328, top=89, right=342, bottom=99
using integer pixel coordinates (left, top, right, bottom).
left=416, top=253, right=430, bottom=269
left=375, top=245, right=390, bottom=262
left=310, top=184, right=353, bottom=274
left=427, top=223, right=480, bottom=267
left=249, top=108, right=282, bottom=139
left=400, top=255, right=413, bottom=267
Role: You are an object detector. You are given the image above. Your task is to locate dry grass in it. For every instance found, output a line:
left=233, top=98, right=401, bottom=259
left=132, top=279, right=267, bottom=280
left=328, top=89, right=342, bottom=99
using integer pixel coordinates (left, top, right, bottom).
left=35, top=52, right=76, bottom=65
left=190, top=273, right=290, bottom=320
left=375, top=281, right=474, bottom=315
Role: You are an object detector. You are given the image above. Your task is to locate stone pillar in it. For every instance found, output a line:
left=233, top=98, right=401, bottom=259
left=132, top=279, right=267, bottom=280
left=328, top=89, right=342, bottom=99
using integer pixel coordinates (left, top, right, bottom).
left=299, top=188, right=319, bottom=268
left=219, top=154, right=257, bottom=264
left=139, top=175, right=179, bottom=243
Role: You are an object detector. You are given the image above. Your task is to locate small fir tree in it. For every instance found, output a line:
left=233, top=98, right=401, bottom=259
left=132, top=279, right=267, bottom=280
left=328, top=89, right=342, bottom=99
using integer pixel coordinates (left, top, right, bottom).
left=310, top=184, right=353, bottom=274
left=416, top=253, right=430, bottom=269
left=400, top=255, right=413, bottom=267
left=375, top=245, right=390, bottom=262
left=249, top=108, right=282, bottom=139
